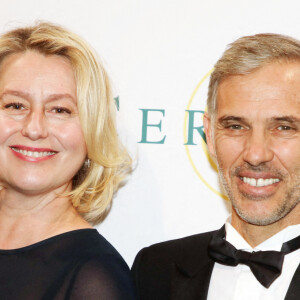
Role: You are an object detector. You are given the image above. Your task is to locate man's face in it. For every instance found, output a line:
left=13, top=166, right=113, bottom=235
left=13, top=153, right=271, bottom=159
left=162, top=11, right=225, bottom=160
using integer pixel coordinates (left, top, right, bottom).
left=204, top=61, right=300, bottom=226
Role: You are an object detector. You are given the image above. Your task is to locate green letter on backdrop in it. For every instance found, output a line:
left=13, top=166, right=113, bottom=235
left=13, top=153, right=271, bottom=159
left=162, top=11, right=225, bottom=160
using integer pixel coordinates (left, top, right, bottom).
left=184, top=110, right=206, bottom=145
left=139, top=109, right=166, bottom=144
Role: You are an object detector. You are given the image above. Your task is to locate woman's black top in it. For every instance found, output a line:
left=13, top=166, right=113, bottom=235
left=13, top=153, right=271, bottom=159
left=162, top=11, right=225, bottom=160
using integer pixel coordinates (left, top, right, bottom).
left=0, top=229, right=136, bottom=299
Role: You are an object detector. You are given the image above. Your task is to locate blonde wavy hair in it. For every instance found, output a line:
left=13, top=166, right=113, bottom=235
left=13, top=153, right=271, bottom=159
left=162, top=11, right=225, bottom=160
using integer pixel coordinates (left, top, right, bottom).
left=0, top=22, right=132, bottom=224
left=207, top=33, right=300, bottom=116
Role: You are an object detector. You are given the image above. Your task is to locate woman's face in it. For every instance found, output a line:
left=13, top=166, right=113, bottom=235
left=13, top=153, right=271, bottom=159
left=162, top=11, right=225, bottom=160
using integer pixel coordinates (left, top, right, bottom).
left=0, top=51, right=87, bottom=196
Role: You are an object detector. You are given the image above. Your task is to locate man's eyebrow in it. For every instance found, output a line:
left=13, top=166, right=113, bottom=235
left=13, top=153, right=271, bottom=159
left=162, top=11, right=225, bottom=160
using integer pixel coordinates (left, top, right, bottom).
left=270, top=116, right=300, bottom=123
left=217, top=116, right=246, bottom=123
left=0, top=90, right=75, bottom=102
left=218, top=115, right=300, bottom=123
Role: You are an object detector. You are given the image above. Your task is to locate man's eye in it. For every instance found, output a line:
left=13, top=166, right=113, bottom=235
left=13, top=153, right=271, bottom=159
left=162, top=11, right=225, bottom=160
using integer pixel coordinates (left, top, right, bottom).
left=278, top=125, right=293, bottom=131
left=52, top=107, right=72, bottom=114
left=4, top=102, right=25, bottom=110
left=228, top=124, right=243, bottom=130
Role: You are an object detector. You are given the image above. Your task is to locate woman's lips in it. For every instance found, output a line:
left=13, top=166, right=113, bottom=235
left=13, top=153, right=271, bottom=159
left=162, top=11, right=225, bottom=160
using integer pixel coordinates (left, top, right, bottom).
left=9, top=145, right=57, bottom=162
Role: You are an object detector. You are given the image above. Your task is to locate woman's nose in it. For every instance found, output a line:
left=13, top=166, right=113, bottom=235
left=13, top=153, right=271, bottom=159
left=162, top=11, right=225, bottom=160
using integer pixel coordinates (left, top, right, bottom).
left=21, top=111, right=48, bottom=140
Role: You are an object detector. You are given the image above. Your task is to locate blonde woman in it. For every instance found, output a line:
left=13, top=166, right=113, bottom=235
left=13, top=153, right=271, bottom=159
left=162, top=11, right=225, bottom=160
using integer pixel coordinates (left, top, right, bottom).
left=0, top=22, right=135, bottom=299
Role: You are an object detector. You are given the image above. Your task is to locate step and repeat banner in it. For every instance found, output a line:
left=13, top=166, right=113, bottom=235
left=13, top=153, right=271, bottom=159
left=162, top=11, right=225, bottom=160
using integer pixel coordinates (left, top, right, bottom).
left=1, top=0, right=300, bottom=265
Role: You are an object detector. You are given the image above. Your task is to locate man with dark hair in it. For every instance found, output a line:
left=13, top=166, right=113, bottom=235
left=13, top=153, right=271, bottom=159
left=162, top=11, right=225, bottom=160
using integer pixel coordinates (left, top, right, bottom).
left=132, top=33, right=300, bottom=299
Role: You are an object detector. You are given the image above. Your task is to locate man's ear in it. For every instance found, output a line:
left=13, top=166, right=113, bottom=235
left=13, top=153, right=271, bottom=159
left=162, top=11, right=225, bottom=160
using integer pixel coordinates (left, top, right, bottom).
left=203, top=112, right=216, bottom=158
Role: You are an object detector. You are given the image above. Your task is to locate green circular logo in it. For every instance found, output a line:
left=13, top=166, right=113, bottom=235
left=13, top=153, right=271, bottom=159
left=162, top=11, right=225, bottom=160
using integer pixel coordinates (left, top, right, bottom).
left=183, top=69, right=228, bottom=200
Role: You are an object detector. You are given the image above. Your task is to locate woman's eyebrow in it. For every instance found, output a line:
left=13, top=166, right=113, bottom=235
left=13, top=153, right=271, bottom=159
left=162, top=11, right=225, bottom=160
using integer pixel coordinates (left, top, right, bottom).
left=0, top=90, right=30, bottom=99
left=0, top=90, right=76, bottom=102
left=46, top=93, right=76, bottom=102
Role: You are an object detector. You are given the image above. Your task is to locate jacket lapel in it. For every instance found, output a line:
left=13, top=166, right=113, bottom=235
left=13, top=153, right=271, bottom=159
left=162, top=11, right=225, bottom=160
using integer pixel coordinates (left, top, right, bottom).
left=170, top=260, right=214, bottom=300
left=169, top=229, right=218, bottom=300
left=285, top=263, right=300, bottom=300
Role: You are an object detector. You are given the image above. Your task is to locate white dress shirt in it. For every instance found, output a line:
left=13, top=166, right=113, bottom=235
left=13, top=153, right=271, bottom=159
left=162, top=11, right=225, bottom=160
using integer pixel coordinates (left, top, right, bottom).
left=207, top=220, right=300, bottom=300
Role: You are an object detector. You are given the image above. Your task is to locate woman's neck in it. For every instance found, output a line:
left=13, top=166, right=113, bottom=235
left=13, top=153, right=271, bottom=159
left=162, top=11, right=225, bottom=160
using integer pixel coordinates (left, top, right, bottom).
left=0, top=187, right=92, bottom=249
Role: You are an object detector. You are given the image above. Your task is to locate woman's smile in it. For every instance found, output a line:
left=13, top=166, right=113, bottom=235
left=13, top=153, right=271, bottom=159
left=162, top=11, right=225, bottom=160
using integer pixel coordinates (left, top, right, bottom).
left=10, top=145, right=57, bottom=162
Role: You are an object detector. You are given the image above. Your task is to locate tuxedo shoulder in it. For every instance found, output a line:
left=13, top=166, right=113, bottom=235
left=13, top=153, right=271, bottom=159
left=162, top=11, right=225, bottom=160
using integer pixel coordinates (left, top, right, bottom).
left=131, top=230, right=216, bottom=299
left=145, top=230, right=214, bottom=256
left=132, top=229, right=216, bottom=270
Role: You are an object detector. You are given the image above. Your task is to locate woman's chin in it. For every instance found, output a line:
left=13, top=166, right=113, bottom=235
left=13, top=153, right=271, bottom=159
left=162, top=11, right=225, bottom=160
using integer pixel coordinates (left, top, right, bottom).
left=4, top=178, right=71, bottom=196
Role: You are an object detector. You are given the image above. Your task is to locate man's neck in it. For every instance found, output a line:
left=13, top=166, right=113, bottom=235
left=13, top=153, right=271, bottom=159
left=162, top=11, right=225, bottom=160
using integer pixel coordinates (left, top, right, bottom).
left=231, top=205, right=300, bottom=247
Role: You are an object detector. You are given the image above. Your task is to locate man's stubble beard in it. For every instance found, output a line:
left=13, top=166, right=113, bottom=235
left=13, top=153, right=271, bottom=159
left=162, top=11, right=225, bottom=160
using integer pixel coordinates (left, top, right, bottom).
left=217, top=160, right=300, bottom=226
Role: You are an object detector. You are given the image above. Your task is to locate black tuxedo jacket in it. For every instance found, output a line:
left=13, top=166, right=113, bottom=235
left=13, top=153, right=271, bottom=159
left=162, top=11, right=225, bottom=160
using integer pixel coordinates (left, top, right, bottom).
left=131, top=228, right=300, bottom=300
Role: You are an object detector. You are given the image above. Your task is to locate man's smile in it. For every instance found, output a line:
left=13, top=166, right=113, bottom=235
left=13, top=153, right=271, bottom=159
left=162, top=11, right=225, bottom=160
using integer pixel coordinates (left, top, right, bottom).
left=240, top=177, right=280, bottom=187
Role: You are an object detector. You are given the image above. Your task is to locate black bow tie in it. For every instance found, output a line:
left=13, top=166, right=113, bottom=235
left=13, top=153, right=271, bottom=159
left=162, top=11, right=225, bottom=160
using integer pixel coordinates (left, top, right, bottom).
left=208, top=225, right=300, bottom=288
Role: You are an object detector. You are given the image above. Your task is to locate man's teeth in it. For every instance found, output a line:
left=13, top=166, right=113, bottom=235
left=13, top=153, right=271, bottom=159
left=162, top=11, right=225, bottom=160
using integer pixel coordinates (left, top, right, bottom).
left=12, top=147, right=56, bottom=157
left=242, top=177, right=280, bottom=187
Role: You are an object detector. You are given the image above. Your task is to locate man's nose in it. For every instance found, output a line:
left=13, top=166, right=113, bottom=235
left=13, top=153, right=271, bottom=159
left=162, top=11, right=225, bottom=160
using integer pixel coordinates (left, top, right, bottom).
left=21, top=111, right=48, bottom=140
left=242, top=130, right=274, bottom=166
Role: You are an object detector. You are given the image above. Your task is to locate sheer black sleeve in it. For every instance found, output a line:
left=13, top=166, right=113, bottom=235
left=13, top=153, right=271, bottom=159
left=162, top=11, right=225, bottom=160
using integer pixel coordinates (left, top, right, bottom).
left=66, top=257, right=136, bottom=300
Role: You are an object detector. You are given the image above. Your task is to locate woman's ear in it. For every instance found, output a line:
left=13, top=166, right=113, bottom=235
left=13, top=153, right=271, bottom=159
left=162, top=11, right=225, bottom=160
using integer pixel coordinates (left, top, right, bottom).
left=203, top=112, right=216, bottom=158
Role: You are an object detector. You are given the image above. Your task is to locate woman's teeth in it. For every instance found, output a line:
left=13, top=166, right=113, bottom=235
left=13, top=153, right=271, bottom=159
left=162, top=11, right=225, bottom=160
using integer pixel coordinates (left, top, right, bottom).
left=12, top=147, right=56, bottom=157
left=242, top=177, right=280, bottom=187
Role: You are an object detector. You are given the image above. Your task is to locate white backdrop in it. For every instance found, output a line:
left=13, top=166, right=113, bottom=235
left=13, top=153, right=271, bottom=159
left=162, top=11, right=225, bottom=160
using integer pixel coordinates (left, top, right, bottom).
left=1, top=0, right=300, bottom=266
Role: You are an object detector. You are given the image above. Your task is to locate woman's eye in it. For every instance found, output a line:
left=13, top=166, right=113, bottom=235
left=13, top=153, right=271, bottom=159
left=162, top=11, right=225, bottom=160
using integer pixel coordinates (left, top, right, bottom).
left=52, top=107, right=72, bottom=114
left=4, top=102, right=25, bottom=110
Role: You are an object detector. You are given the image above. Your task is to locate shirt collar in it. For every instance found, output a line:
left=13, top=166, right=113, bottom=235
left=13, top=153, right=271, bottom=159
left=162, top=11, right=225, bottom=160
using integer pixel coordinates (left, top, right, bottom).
left=225, top=217, right=300, bottom=252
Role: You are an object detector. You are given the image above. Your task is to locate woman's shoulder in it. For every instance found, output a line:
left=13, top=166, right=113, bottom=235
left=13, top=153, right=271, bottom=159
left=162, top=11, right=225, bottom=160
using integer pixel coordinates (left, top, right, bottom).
left=55, top=229, right=137, bottom=299
left=45, top=229, right=128, bottom=268
left=67, top=255, right=136, bottom=300
left=63, top=229, right=126, bottom=261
